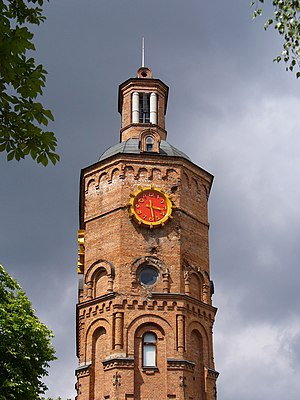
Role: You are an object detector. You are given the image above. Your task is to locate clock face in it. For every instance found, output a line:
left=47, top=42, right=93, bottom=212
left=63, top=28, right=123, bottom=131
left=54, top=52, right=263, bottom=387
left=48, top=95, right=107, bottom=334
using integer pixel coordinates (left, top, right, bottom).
left=128, top=186, right=173, bottom=228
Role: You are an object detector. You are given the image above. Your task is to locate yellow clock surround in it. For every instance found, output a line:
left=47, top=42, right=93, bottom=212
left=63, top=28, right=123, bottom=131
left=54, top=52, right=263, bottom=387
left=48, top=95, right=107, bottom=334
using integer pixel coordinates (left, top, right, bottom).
left=128, top=186, right=173, bottom=228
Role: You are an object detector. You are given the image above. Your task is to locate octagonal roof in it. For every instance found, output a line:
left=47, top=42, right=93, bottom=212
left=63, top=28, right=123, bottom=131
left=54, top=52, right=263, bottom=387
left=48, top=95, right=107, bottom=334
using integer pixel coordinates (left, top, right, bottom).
left=99, top=138, right=190, bottom=161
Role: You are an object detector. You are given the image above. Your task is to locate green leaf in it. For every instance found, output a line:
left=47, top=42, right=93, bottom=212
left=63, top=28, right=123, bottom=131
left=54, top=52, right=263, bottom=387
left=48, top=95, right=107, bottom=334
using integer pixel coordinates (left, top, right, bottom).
left=7, top=151, right=15, bottom=161
left=0, top=265, right=56, bottom=398
left=0, top=143, right=7, bottom=152
left=251, top=1, right=300, bottom=77
left=0, top=0, right=59, bottom=166
left=48, top=152, right=60, bottom=165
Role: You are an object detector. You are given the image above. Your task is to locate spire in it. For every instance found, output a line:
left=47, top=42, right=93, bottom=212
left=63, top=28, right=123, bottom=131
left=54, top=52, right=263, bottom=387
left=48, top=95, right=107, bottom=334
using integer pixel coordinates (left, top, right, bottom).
left=141, top=37, right=145, bottom=68
left=137, top=37, right=152, bottom=79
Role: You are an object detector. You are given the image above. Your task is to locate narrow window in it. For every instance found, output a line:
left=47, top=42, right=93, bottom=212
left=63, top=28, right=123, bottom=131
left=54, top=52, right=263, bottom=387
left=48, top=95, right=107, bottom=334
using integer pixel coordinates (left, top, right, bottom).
left=145, top=136, right=154, bottom=152
left=139, top=93, right=150, bottom=123
left=143, top=332, right=157, bottom=367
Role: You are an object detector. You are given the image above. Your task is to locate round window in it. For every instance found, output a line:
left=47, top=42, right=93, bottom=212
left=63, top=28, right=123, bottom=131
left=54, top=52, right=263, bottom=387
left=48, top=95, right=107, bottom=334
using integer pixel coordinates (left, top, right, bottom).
left=139, top=266, right=159, bottom=286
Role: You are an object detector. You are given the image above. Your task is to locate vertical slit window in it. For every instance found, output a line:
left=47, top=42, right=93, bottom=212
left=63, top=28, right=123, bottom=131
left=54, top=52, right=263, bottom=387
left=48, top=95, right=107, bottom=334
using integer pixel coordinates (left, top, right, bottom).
left=143, top=332, right=157, bottom=367
left=139, top=93, right=150, bottom=123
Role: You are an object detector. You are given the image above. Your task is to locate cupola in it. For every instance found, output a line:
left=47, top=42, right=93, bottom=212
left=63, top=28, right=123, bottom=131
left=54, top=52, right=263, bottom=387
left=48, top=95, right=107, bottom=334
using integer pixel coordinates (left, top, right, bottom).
left=118, top=66, right=169, bottom=148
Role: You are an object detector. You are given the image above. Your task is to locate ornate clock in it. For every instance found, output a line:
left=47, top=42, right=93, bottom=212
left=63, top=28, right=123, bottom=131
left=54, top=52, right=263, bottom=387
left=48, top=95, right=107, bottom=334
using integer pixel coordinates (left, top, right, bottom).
left=128, top=186, right=173, bottom=228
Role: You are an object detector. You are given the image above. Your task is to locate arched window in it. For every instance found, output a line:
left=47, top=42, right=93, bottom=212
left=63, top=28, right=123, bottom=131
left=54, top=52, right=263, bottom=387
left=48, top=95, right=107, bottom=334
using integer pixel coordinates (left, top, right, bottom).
left=143, top=332, right=157, bottom=367
left=139, top=130, right=160, bottom=153
left=145, top=136, right=154, bottom=152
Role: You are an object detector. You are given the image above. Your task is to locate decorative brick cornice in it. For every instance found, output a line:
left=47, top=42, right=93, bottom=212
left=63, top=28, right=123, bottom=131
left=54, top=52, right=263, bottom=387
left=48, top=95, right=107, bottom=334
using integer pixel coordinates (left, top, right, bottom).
left=75, top=362, right=92, bottom=377
left=78, top=293, right=217, bottom=326
left=152, top=292, right=217, bottom=321
left=77, top=292, right=116, bottom=309
left=167, top=359, right=195, bottom=371
left=103, top=357, right=134, bottom=370
left=206, top=367, right=220, bottom=380
left=81, top=153, right=213, bottom=189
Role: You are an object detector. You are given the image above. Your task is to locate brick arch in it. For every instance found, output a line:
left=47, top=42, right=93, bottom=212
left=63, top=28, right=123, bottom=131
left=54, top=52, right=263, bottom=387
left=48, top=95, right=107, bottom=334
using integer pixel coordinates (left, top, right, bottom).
left=150, top=167, right=162, bottom=181
left=110, top=167, right=120, bottom=182
left=132, top=319, right=169, bottom=400
left=130, top=256, right=169, bottom=290
left=126, top=313, right=174, bottom=356
left=182, top=171, right=190, bottom=188
left=165, top=168, right=178, bottom=181
left=85, top=260, right=115, bottom=299
left=137, top=167, right=149, bottom=180
left=186, top=320, right=210, bottom=367
left=131, top=256, right=168, bottom=274
left=85, top=260, right=115, bottom=283
left=197, top=268, right=211, bottom=303
left=135, top=321, right=165, bottom=339
left=197, top=268, right=210, bottom=286
left=97, top=172, right=108, bottom=189
left=90, top=326, right=107, bottom=400
left=139, top=128, right=160, bottom=153
left=85, top=318, right=111, bottom=363
left=201, top=183, right=210, bottom=200
left=85, top=178, right=96, bottom=193
left=189, top=328, right=206, bottom=400
left=93, top=270, right=108, bottom=298
left=189, top=271, right=202, bottom=301
left=191, top=176, right=199, bottom=191
left=123, top=165, right=135, bottom=180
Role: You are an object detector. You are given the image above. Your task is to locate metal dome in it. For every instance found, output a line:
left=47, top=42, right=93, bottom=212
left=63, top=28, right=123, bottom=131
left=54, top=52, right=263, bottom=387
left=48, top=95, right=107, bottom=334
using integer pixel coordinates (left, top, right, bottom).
left=99, top=138, right=190, bottom=161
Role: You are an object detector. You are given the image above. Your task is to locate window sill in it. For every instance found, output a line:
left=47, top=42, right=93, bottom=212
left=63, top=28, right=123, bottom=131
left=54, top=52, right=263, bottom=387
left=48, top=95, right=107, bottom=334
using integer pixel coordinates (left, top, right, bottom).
left=142, top=367, right=159, bottom=375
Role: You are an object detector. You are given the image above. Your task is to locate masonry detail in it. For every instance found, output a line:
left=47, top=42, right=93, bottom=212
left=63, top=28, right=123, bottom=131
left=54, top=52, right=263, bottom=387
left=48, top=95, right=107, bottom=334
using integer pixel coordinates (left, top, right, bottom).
left=75, top=65, right=219, bottom=400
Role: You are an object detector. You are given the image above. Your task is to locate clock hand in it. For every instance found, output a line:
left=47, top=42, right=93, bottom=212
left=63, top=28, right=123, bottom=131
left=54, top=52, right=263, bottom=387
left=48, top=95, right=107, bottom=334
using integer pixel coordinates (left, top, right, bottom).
left=149, top=200, right=154, bottom=218
left=152, top=205, right=162, bottom=211
left=146, top=201, right=155, bottom=218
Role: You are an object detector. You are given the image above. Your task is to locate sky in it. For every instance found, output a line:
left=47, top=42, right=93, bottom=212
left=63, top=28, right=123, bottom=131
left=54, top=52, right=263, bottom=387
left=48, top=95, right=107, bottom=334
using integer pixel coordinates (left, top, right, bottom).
left=1, top=1, right=300, bottom=399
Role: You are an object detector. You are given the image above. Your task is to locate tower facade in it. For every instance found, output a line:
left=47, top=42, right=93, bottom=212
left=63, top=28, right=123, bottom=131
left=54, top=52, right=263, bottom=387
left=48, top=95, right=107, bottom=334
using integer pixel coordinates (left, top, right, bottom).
left=75, top=66, right=219, bottom=400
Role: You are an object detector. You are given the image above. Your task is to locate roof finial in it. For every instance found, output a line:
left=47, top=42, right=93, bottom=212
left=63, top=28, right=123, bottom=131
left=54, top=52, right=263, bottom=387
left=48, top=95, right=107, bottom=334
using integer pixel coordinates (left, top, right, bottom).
left=141, top=37, right=145, bottom=68
left=137, top=38, right=152, bottom=78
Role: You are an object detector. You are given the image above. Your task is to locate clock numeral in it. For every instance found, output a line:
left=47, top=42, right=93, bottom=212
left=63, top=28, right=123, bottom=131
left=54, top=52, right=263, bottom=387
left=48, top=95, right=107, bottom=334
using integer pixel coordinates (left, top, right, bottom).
left=160, top=211, right=165, bottom=216
left=149, top=217, right=153, bottom=222
left=138, top=198, right=144, bottom=203
left=135, top=204, right=140, bottom=209
left=137, top=210, right=142, bottom=215
left=148, top=192, right=154, bottom=197
left=143, top=215, right=147, bottom=220
left=160, top=199, right=165, bottom=204
left=163, top=206, right=167, bottom=210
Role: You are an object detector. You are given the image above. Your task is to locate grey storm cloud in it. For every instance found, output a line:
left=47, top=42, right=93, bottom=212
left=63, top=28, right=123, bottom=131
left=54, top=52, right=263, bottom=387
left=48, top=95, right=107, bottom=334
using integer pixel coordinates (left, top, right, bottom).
left=1, top=1, right=300, bottom=399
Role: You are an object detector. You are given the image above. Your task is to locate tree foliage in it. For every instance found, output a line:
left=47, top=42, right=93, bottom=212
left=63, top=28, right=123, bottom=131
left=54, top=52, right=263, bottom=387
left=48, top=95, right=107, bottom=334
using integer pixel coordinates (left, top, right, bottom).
left=0, top=0, right=59, bottom=165
left=251, top=0, right=300, bottom=77
left=0, top=265, right=56, bottom=399
left=42, top=398, right=72, bottom=400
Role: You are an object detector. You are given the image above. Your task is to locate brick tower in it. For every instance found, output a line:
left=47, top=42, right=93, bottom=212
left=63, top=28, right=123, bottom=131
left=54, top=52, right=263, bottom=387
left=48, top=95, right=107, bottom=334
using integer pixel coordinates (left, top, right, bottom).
left=75, top=65, right=219, bottom=400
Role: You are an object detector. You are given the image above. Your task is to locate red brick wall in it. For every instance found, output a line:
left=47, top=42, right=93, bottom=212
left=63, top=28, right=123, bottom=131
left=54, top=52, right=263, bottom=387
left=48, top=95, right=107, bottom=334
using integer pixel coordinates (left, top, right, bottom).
left=75, top=152, right=218, bottom=400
